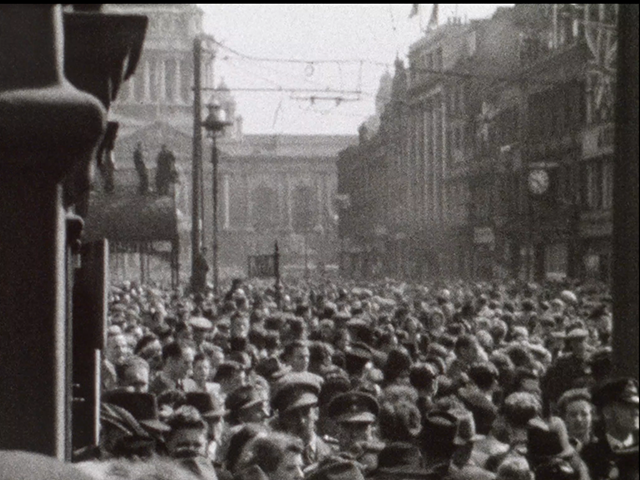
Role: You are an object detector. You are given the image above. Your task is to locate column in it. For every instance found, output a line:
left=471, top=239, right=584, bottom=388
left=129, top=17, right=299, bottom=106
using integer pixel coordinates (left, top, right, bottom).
left=175, top=58, right=182, bottom=104
left=159, top=58, right=166, bottom=102
left=143, top=59, right=151, bottom=101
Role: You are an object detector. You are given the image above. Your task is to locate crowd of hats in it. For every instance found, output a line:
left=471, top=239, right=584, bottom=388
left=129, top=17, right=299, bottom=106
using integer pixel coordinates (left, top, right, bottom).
left=66, top=276, right=638, bottom=480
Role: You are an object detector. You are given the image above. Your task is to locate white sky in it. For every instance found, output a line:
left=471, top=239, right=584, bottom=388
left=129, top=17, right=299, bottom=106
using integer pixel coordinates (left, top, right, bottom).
left=200, top=4, right=511, bottom=135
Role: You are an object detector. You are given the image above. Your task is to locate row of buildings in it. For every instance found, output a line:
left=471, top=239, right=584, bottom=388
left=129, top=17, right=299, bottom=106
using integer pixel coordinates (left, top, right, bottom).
left=337, top=4, right=618, bottom=282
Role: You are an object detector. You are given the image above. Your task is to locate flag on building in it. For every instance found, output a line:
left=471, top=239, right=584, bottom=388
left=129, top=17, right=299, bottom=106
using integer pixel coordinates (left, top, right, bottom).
left=409, top=4, right=419, bottom=18
left=428, top=4, right=439, bottom=29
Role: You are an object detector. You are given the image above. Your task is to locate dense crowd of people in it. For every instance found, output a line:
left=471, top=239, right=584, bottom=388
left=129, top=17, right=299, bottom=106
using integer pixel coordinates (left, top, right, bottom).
left=67, top=276, right=637, bottom=480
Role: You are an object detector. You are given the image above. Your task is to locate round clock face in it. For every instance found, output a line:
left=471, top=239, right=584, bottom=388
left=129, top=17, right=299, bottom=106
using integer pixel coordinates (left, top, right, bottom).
left=528, top=169, right=550, bottom=195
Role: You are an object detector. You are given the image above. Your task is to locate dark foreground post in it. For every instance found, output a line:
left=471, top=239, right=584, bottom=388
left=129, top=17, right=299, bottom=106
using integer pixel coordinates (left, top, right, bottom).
left=0, top=6, right=105, bottom=458
left=612, top=4, right=639, bottom=379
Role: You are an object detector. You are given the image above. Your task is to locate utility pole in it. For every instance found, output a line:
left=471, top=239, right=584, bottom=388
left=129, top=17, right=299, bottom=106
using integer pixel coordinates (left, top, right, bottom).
left=191, top=36, right=203, bottom=291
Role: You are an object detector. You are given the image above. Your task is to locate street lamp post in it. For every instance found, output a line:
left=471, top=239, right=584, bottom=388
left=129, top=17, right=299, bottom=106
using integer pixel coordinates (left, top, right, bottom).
left=202, top=100, right=231, bottom=296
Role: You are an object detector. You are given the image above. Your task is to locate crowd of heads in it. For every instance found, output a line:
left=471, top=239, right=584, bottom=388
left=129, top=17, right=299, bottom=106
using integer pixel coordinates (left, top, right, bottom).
left=69, top=276, right=637, bottom=480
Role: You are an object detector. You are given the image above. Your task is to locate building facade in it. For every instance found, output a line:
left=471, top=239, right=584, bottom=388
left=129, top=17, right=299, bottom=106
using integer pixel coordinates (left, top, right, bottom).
left=338, top=4, right=618, bottom=283
left=212, top=133, right=357, bottom=279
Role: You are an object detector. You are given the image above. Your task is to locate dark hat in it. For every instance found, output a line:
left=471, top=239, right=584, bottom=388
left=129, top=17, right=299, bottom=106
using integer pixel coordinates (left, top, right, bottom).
left=344, top=342, right=372, bottom=362
left=328, top=391, right=379, bottom=424
left=420, top=411, right=458, bottom=450
left=185, top=392, right=228, bottom=419
left=525, top=418, right=574, bottom=462
left=226, top=385, right=264, bottom=413
left=592, top=377, right=639, bottom=408
left=306, top=458, right=365, bottom=480
left=384, top=348, right=412, bottom=376
left=213, top=361, right=244, bottom=381
left=271, top=372, right=322, bottom=413
left=255, top=356, right=291, bottom=382
left=189, top=316, right=213, bottom=331
left=452, top=409, right=483, bottom=446
left=0, top=451, right=95, bottom=480
left=100, top=402, right=150, bottom=438
left=374, top=442, right=429, bottom=476
left=102, top=391, right=170, bottom=433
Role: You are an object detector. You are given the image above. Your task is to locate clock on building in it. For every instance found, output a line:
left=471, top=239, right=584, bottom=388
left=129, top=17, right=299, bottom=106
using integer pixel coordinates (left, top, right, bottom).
left=528, top=169, right=550, bottom=195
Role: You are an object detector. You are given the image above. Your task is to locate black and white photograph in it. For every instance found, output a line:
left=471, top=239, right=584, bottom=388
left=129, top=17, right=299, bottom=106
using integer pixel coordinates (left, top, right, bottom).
left=0, top=4, right=637, bottom=479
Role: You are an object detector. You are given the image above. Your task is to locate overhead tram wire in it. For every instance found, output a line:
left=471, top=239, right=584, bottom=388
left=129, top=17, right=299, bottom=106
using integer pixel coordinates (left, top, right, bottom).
left=215, top=53, right=370, bottom=104
left=215, top=39, right=564, bottom=91
left=212, top=38, right=392, bottom=68
left=221, top=51, right=340, bottom=92
left=221, top=56, right=285, bottom=90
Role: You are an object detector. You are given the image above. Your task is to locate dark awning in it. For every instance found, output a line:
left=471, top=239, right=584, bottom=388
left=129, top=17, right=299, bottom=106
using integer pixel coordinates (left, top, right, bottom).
left=83, top=192, right=183, bottom=243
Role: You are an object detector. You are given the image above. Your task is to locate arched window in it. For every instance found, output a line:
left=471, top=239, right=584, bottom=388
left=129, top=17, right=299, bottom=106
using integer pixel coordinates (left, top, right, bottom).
left=292, top=185, right=316, bottom=232
left=251, top=185, right=278, bottom=231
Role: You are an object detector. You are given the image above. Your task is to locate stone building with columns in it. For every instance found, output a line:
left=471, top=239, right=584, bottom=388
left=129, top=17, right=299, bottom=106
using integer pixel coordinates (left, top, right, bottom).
left=105, top=4, right=212, bottom=137
left=211, top=133, right=357, bottom=279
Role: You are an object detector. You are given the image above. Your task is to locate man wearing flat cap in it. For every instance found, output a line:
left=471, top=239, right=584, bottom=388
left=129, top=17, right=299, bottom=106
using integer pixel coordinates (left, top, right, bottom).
left=271, top=372, right=335, bottom=468
left=581, top=378, right=639, bottom=480
left=189, top=316, right=217, bottom=356
left=328, top=391, right=383, bottom=473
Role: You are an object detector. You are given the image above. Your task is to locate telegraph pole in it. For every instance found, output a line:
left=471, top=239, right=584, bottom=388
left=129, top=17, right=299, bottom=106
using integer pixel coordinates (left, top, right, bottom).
left=191, top=36, right=203, bottom=291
